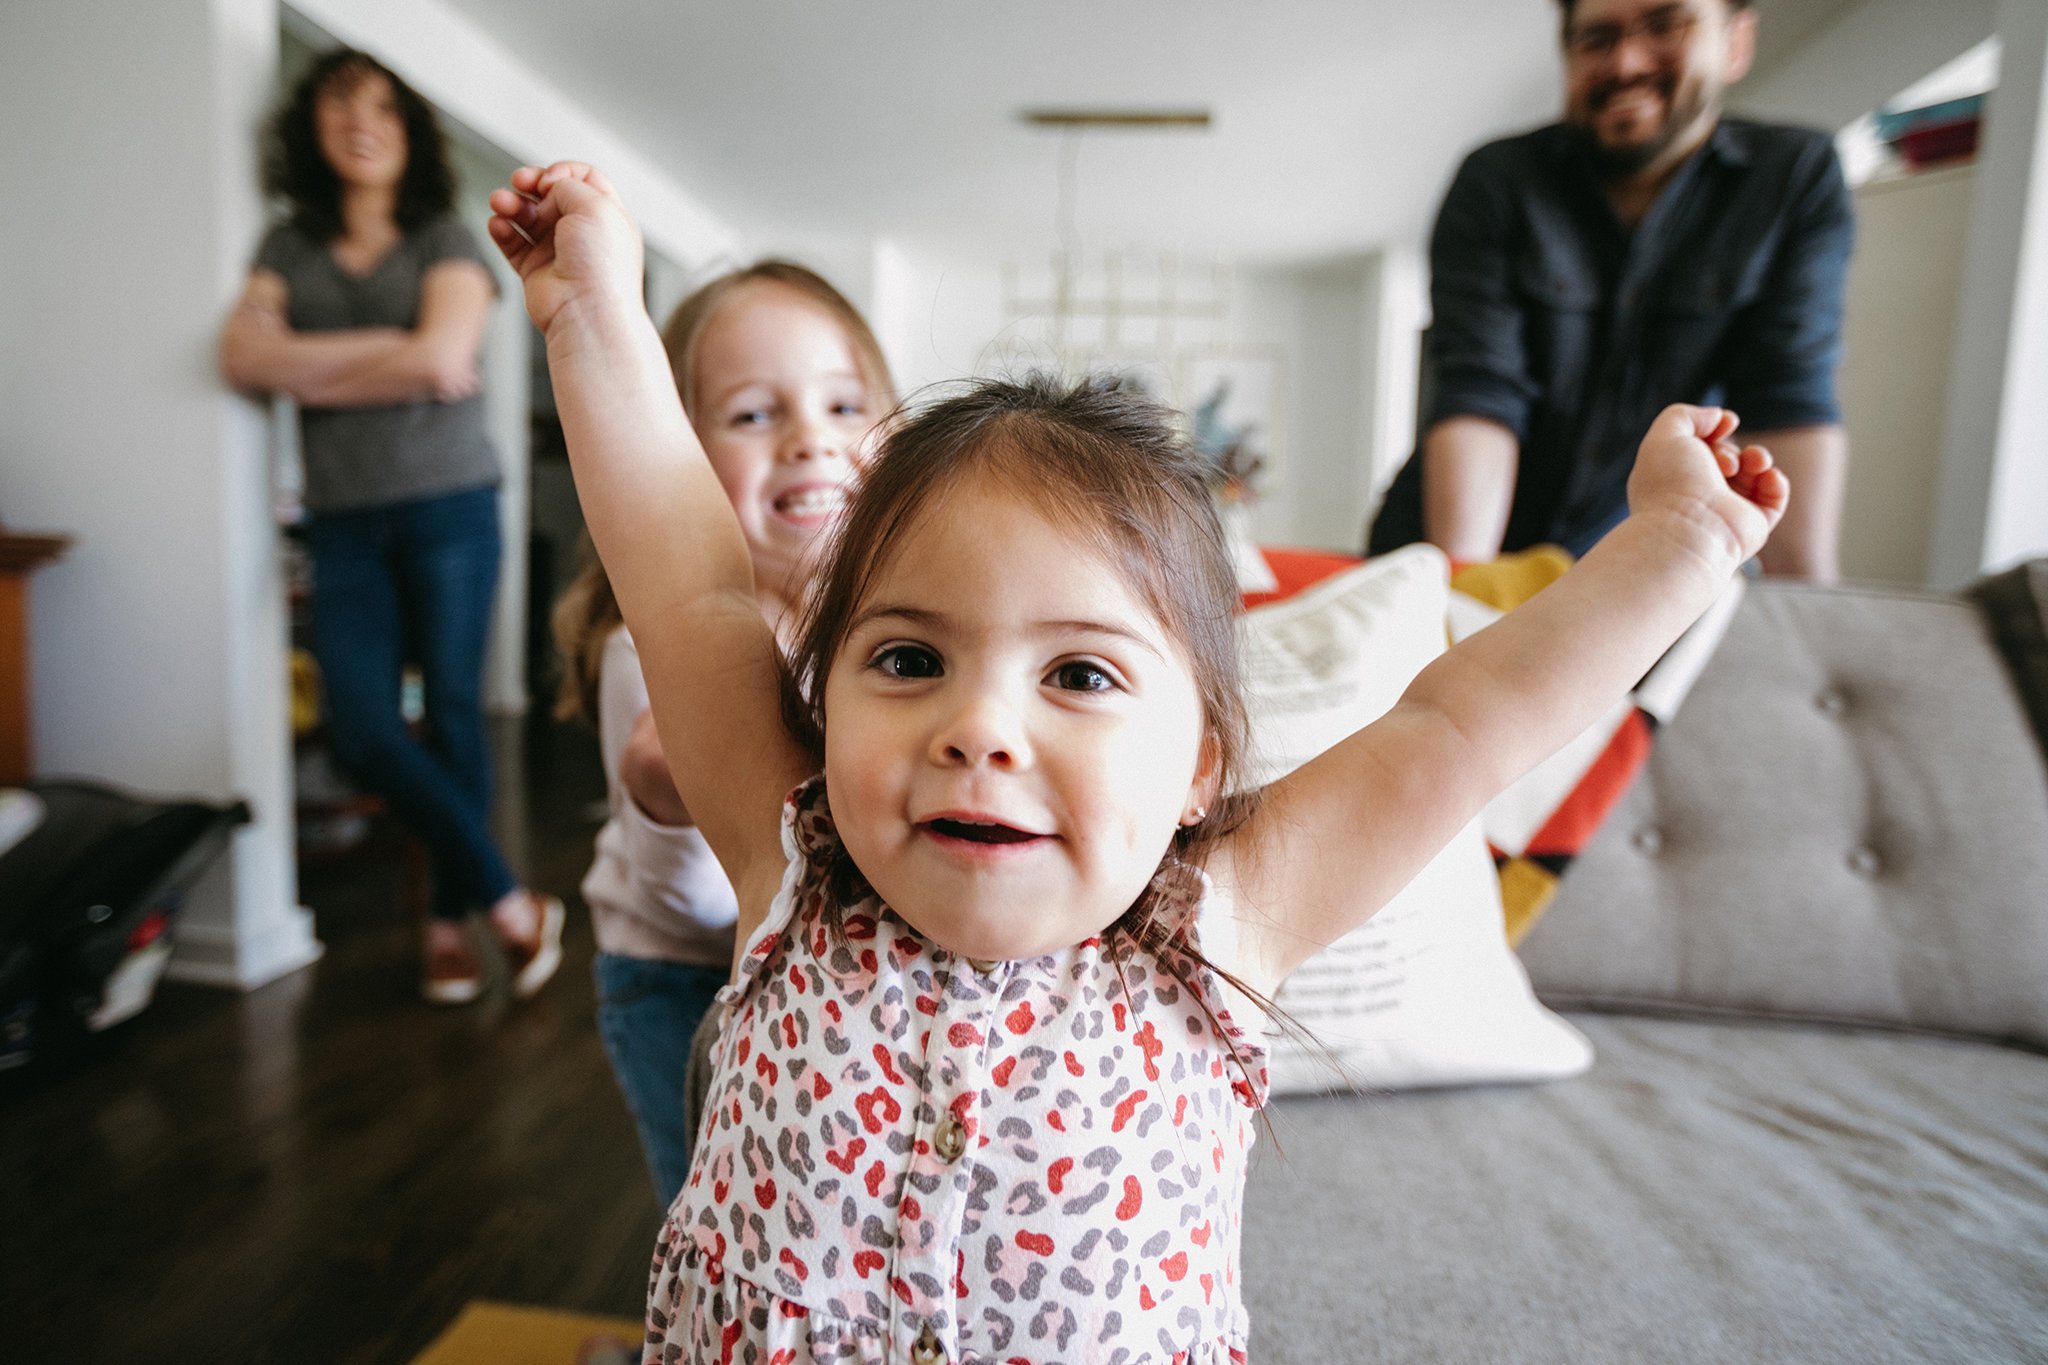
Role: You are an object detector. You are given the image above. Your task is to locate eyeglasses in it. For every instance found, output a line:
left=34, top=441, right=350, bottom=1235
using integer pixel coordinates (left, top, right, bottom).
left=1565, top=7, right=1701, bottom=62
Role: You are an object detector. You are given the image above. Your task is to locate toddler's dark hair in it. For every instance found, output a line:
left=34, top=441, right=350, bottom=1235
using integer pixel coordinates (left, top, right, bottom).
left=783, top=372, right=1260, bottom=955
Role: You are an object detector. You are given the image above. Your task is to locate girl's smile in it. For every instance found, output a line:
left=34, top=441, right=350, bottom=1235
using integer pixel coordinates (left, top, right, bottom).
left=769, top=479, right=850, bottom=528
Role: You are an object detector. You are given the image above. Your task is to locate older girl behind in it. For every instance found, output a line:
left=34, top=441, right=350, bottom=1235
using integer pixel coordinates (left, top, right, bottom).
left=553, top=261, right=895, bottom=1205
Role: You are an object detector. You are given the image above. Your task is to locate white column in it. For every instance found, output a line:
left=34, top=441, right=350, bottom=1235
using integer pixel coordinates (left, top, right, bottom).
left=1362, top=244, right=1428, bottom=514
left=0, top=0, right=322, bottom=989
left=483, top=279, right=534, bottom=717
left=1932, top=0, right=2048, bottom=585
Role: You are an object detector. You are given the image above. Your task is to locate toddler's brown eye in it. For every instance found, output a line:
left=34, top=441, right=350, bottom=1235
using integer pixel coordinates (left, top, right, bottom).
left=875, top=645, right=941, bottom=679
left=1051, top=661, right=1114, bottom=692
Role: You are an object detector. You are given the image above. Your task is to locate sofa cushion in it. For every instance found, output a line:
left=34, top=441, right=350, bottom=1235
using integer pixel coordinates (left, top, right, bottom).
left=1243, top=1015, right=2048, bottom=1363
left=1521, top=580, right=2048, bottom=1050
left=1235, top=546, right=1592, bottom=1093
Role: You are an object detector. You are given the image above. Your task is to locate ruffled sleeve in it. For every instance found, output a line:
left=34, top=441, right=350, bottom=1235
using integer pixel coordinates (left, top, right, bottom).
left=714, top=776, right=837, bottom=1007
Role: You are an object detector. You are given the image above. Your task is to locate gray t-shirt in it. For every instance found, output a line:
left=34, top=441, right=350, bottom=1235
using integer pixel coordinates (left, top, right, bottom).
left=254, top=215, right=501, bottom=514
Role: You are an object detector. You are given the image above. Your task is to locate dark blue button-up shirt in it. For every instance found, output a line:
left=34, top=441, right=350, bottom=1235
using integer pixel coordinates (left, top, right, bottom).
left=1370, top=118, right=1854, bottom=557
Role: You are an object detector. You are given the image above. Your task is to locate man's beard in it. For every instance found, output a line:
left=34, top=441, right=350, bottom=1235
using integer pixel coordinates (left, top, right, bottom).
left=1573, top=74, right=1714, bottom=178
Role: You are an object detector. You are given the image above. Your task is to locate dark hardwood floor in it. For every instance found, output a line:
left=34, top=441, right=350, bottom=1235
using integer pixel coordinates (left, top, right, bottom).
left=1, top=719, right=661, bottom=1363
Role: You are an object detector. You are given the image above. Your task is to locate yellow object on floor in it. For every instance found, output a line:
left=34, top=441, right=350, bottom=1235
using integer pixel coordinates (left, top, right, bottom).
left=411, top=1301, right=642, bottom=1365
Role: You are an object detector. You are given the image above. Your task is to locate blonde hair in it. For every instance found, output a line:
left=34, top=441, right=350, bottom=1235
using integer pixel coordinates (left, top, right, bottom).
left=551, top=261, right=896, bottom=726
left=661, top=259, right=894, bottom=420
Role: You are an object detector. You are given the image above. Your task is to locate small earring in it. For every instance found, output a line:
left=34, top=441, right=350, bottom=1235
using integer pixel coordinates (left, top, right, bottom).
left=1183, top=805, right=1208, bottom=827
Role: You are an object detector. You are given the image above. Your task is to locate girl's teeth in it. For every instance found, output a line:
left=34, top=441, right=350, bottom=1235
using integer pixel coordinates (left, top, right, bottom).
left=777, top=488, right=844, bottom=517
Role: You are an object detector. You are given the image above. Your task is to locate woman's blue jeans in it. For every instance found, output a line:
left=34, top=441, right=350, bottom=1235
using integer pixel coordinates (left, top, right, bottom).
left=304, top=485, right=514, bottom=920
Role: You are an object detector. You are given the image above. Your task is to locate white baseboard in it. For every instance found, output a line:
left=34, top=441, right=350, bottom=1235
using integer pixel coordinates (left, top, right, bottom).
left=167, top=905, right=325, bottom=991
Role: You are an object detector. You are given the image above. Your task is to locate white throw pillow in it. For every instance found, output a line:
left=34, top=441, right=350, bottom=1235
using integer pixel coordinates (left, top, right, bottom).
left=1232, top=545, right=1594, bottom=1094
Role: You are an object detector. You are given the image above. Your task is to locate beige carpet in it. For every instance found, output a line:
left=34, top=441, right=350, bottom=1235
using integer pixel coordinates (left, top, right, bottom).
left=411, top=1301, right=642, bottom=1365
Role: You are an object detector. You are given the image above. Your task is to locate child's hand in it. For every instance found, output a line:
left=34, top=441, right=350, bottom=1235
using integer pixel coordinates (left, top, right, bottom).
left=1626, top=405, right=1791, bottom=567
left=486, top=162, right=643, bottom=337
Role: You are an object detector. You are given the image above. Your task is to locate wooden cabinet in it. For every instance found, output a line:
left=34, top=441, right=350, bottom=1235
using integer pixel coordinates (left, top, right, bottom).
left=0, top=532, right=72, bottom=786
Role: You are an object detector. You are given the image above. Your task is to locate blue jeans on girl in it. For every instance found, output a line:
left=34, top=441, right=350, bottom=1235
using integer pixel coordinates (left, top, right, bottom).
left=305, top=484, right=514, bottom=921
left=593, top=952, right=727, bottom=1207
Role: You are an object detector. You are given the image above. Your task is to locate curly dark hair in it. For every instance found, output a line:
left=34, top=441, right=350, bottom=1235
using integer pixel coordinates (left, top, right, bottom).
left=263, top=48, right=455, bottom=242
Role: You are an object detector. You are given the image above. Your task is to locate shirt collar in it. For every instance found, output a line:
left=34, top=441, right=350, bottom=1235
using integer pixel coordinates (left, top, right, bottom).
left=1547, top=115, right=1751, bottom=174
left=1704, top=117, right=1753, bottom=167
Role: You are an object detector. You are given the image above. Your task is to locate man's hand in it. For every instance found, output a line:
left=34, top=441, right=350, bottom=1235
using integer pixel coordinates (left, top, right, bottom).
left=486, top=162, right=644, bottom=338
left=1628, top=405, right=1790, bottom=570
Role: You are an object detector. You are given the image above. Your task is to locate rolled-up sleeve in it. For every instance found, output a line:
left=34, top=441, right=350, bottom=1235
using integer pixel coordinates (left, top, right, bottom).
left=1720, top=140, right=1854, bottom=429
left=1425, top=150, right=1543, bottom=440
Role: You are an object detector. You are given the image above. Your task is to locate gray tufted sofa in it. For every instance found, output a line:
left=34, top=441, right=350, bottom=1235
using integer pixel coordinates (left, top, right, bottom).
left=1243, top=571, right=2048, bottom=1364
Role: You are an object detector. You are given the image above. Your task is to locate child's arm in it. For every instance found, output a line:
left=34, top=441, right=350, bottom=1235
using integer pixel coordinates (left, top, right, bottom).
left=486, top=163, right=810, bottom=931
left=1223, top=405, right=1787, bottom=991
left=621, top=708, right=693, bottom=828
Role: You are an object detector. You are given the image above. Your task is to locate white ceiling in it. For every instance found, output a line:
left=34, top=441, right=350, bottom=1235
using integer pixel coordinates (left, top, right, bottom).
left=432, top=0, right=1856, bottom=267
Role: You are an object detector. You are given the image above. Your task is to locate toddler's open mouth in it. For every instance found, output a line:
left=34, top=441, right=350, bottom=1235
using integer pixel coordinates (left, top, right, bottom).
left=921, top=817, right=1045, bottom=847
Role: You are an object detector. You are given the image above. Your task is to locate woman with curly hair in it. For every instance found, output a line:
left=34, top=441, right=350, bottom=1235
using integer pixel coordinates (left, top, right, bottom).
left=221, top=48, right=561, bottom=1005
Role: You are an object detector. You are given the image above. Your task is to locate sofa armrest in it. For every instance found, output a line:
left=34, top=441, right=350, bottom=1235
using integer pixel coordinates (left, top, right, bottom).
left=1968, top=558, right=2048, bottom=764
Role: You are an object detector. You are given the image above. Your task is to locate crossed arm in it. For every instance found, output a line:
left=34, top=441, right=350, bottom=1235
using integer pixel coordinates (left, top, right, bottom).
left=219, top=259, right=494, bottom=407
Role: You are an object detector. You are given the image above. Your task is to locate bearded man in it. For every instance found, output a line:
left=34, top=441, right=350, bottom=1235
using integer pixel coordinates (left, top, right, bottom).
left=1368, top=0, right=1853, bottom=578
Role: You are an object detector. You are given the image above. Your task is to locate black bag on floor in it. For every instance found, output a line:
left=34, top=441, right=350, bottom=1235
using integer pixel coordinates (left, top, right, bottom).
left=0, top=780, right=248, bottom=1072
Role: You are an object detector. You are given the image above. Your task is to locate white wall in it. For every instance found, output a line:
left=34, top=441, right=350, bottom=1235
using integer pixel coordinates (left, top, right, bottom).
left=1933, top=0, right=2048, bottom=583
left=1836, top=166, right=1976, bottom=584
left=867, top=244, right=1013, bottom=403
left=1, top=0, right=319, bottom=989
left=858, top=241, right=1423, bottom=554
left=1738, top=0, right=1999, bottom=131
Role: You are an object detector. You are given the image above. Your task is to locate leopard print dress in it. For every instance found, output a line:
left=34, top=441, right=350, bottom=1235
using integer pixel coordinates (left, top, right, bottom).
left=644, top=779, right=1268, bottom=1365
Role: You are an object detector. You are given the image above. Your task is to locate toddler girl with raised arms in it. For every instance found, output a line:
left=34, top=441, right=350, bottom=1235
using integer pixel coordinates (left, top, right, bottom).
left=553, top=261, right=896, bottom=1207
left=489, top=162, right=1788, bottom=1365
